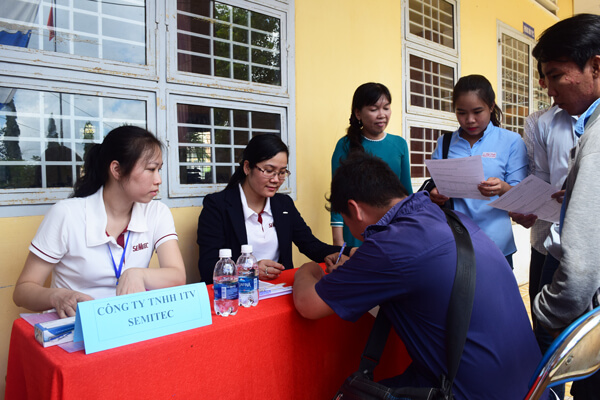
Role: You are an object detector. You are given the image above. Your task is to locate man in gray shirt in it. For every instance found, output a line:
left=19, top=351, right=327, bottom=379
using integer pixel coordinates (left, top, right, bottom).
left=532, top=13, right=600, bottom=399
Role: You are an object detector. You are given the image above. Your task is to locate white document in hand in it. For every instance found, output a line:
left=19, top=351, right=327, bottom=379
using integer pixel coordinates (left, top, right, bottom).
left=487, top=174, right=561, bottom=223
left=424, top=156, right=487, bottom=200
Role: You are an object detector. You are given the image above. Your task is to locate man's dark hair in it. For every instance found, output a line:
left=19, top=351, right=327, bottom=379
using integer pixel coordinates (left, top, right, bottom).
left=327, top=153, right=409, bottom=215
left=533, top=13, right=600, bottom=71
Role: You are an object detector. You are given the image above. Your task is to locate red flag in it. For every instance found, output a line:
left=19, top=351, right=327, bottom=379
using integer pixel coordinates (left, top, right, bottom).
left=47, top=6, right=55, bottom=41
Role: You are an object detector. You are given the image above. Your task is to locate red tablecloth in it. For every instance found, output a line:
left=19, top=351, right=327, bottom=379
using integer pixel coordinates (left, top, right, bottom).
left=5, top=268, right=410, bottom=400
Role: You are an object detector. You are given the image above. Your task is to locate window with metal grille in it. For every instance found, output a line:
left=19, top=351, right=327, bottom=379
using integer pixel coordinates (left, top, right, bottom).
left=174, top=0, right=288, bottom=96
left=0, top=84, right=150, bottom=205
left=0, top=0, right=295, bottom=211
left=408, top=54, right=454, bottom=112
left=403, top=0, right=459, bottom=184
left=409, top=125, right=453, bottom=178
left=533, top=68, right=551, bottom=112
left=1, top=0, right=146, bottom=63
left=501, top=33, right=530, bottom=136
left=169, top=0, right=293, bottom=198
left=175, top=101, right=284, bottom=188
left=407, top=0, right=455, bottom=50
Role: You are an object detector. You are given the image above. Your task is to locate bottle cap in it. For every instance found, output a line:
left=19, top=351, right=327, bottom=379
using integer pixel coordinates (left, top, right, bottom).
left=219, top=248, right=232, bottom=258
left=241, top=244, right=253, bottom=253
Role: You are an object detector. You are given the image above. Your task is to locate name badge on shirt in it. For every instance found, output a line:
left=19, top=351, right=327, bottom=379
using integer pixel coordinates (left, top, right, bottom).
left=482, top=152, right=496, bottom=158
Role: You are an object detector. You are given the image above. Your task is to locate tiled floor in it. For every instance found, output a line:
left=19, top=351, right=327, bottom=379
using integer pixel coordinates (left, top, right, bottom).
left=519, top=283, right=573, bottom=399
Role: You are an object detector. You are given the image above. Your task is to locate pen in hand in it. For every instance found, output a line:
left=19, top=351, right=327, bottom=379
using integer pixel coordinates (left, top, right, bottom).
left=335, top=242, right=347, bottom=265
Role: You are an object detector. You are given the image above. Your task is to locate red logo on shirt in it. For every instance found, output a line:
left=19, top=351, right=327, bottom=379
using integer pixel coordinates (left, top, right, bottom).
left=133, top=243, right=149, bottom=252
left=482, top=152, right=496, bottom=158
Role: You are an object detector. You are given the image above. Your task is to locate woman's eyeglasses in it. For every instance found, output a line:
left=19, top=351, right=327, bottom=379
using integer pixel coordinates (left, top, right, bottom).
left=254, top=165, right=291, bottom=180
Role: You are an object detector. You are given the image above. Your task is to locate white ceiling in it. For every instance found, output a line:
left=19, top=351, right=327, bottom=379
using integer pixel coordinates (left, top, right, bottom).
left=574, top=0, right=600, bottom=15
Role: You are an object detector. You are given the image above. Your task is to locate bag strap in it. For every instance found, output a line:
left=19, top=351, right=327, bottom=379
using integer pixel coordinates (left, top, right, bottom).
left=442, top=208, right=476, bottom=389
left=442, top=131, right=452, bottom=160
left=357, top=307, right=392, bottom=379
left=356, top=209, right=476, bottom=392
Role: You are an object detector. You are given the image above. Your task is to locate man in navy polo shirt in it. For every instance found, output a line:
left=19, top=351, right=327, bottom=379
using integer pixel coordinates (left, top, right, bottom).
left=293, top=154, right=548, bottom=399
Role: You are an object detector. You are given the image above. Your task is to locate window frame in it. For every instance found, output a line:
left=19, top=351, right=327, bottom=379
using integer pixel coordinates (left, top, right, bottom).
left=0, top=0, right=297, bottom=214
left=0, top=0, right=158, bottom=81
left=402, top=0, right=460, bottom=191
left=403, top=0, right=459, bottom=59
left=497, top=22, right=543, bottom=136
left=404, top=115, right=456, bottom=186
left=166, top=0, right=290, bottom=98
left=404, top=45, right=459, bottom=119
left=166, top=93, right=294, bottom=198
left=0, top=74, right=158, bottom=206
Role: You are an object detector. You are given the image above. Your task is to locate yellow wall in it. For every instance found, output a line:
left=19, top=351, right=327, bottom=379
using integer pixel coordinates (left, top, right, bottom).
left=0, top=0, right=574, bottom=397
left=459, top=0, right=573, bottom=91
left=293, top=0, right=404, bottom=267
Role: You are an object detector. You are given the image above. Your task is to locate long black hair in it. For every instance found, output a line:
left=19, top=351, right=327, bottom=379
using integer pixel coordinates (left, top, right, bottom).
left=452, top=75, right=503, bottom=127
left=225, top=134, right=289, bottom=190
left=72, top=126, right=163, bottom=198
left=346, top=82, right=392, bottom=153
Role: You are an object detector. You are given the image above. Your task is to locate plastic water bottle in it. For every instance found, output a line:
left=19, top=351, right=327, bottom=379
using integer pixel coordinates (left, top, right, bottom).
left=213, top=249, right=238, bottom=317
left=237, top=244, right=259, bottom=307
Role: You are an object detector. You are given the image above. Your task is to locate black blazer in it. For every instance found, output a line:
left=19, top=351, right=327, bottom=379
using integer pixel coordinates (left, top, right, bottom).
left=197, top=187, right=345, bottom=284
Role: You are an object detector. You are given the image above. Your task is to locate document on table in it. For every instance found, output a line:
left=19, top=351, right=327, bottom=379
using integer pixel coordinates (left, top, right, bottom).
left=487, top=174, right=562, bottom=223
left=259, top=281, right=292, bottom=299
left=424, top=156, right=488, bottom=200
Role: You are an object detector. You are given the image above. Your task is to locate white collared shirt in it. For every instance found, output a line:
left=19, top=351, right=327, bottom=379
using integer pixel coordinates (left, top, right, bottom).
left=532, top=105, right=578, bottom=190
left=238, top=184, right=279, bottom=262
left=29, top=186, right=178, bottom=300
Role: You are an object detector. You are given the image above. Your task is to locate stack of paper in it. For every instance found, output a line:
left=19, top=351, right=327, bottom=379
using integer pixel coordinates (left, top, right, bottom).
left=259, top=281, right=292, bottom=299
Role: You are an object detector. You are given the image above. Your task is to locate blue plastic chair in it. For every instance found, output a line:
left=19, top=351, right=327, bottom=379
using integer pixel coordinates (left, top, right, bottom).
left=525, top=306, right=600, bottom=400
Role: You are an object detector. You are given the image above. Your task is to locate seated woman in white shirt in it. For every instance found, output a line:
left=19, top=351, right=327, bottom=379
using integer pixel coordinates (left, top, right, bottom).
left=13, top=126, right=186, bottom=318
left=197, top=134, right=348, bottom=284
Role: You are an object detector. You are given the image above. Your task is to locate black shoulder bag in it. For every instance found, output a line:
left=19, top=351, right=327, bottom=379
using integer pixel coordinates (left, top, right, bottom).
left=419, top=132, right=454, bottom=210
left=332, top=209, right=476, bottom=400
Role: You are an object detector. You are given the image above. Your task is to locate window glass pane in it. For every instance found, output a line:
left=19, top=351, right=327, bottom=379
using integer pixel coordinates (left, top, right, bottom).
left=0, top=87, right=146, bottom=189
left=409, top=126, right=452, bottom=178
left=176, top=102, right=281, bottom=185
left=501, top=33, right=529, bottom=136
left=533, top=68, right=551, bottom=112
left=408, top=55, right=454, bottom=112
left=177, top=0, right=281, bottom=86
left=409, top=0, right=455, bottom=49
left=0, top=0, right=146, bottom=65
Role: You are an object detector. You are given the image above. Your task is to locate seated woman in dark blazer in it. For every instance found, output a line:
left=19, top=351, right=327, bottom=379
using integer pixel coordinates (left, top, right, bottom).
left=197, top=134, right=349, bottom=284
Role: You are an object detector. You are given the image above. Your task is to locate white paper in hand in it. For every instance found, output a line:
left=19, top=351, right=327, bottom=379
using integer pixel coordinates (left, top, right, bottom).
left=425, top=156, right=487, bottom=200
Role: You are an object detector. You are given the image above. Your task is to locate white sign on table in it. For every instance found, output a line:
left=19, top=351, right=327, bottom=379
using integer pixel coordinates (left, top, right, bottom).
left=73, top=283, right=212, bottom=354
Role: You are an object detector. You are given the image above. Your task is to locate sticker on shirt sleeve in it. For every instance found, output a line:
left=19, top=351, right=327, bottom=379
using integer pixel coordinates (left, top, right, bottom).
left=482, top=152, right=496, bottom=158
